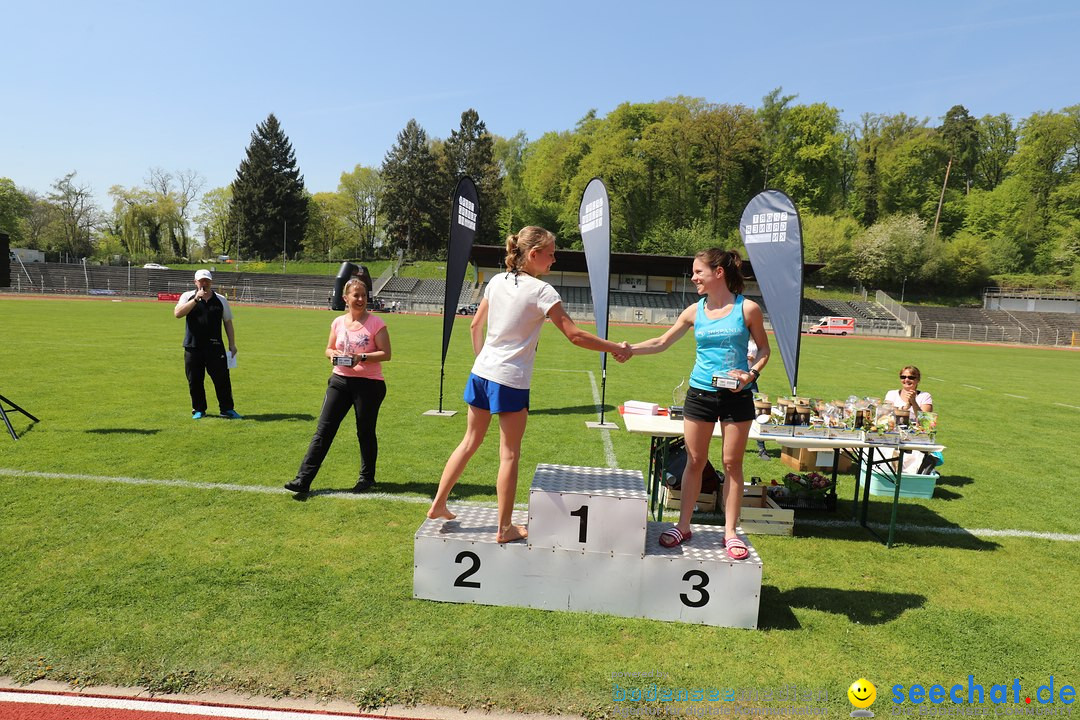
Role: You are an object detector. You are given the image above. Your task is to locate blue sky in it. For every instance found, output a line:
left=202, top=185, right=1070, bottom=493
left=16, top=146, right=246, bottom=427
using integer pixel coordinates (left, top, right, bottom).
left=3, top=0, right=1078, bottom=209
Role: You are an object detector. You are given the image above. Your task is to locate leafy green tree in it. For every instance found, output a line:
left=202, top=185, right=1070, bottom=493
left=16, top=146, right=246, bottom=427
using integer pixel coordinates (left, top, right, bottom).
left=19, top=190, right=55, bottom=251
left=851, top=113, right=924, bottom=225
left=440, top=109, right=503, bottom=244
left=921, top=230, right=991, bottom=292
left=639, top=217, right=719, bottom=256
left=1008, top=110, right=1071, bottom=209
left=0, top=178, right=32, bottom=246
left=852, top=213, right=929, bottom=290
left=758, top=87, right=797, bottom=189
left=563, top=102, right=667, bottom=250
left=800, top=212, right=861, bottom=285
left=961, top=179, right=1036, bottom=273
left=975, top=113, right=1017, bottom=190
left=148, top=168, right=204, bottom=258
left=768, top=102, right=845, bottom=213
left=196, top=186, right=234, bottom=258
left=941, top=105, right=979, bottom=193
left=493, top=131, right=529, bottom=240
left=337, top=165, right=384, bottom=257
left=306, top=191, right=351, bottom=260
left=48, top=172, right=97, bottom=259
left=108, top=185, right=167, bottom=259
left=381, top=119, right=441, bottom=255
left=692, top=103, right=762, bottom=237
left=876, top=125, right=949, bottom=219
left=639, top=98, right=704, bottom=231
left=230, top=113, right=309, bottom=260
left=518, top=128, right=574, bottom=235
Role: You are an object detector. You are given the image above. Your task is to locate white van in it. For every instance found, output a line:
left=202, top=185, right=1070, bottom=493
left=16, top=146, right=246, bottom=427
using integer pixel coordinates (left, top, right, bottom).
left=810, top=316, right=856, bottom=335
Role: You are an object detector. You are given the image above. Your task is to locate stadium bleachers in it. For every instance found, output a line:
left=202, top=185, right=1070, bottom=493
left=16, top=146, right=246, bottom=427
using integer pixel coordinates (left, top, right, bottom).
left=8, top=262, right=1077, bottom=344
left=906, top=304, right=1080, bottom=345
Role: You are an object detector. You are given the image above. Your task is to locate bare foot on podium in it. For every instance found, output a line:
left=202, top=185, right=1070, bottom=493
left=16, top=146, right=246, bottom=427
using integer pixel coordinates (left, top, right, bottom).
left=426, top=503, right=456, bottom=521
left=497, top=523, right=528, bottom=543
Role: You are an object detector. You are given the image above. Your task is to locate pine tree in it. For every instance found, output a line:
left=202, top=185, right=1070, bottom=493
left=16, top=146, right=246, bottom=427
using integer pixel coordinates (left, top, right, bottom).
left=381, top=119, right=441, bottom=256
left=440, top=109, right=504, bottom=244
left=230, top=113, right=308, bottom=260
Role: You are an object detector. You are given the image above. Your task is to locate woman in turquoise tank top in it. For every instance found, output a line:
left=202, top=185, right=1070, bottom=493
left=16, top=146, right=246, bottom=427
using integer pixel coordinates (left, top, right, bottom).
left=629, top=249, right=770, bottom=558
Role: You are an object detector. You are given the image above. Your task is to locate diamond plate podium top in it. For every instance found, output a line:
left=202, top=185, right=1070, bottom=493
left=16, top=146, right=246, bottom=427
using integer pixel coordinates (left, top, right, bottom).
left=645, top=523, right=762, bottom=565
left=415, top=506, right=530, bottom=542
left=531, top=464, right=647, bottom=498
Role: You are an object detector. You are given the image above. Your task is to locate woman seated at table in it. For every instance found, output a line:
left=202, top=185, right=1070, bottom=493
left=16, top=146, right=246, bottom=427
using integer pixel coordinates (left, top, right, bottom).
left=884, top=364, right=938, bottom=474
left=885, top=365, right=933, bottom=417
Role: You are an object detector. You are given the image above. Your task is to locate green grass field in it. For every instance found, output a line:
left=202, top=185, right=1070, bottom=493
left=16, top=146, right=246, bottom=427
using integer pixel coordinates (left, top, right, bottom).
left=1, top=296, right=1077, bottom=715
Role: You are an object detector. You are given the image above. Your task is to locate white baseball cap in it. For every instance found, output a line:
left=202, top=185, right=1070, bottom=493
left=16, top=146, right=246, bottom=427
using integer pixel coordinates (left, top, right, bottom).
left=194, top=269, right=212, bottom=281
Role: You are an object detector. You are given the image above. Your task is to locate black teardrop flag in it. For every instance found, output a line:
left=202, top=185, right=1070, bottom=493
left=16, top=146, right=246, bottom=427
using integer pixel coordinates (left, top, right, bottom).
left=435, top=176, right=478, bottom=413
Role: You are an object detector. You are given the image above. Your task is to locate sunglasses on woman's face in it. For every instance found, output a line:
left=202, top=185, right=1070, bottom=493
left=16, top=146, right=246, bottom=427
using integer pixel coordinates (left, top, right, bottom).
left=899, top=375, right=918, bottom=380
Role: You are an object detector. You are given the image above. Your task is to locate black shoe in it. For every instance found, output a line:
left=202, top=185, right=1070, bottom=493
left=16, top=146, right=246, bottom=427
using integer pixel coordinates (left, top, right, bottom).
left=284, top=479, right=310, bottom=493
left=351, top=478, right=376, bottom=493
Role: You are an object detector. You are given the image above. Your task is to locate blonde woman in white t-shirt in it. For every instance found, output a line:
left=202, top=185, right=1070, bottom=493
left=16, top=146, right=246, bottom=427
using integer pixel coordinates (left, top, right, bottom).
left=427, top=226, right=631, bottom=542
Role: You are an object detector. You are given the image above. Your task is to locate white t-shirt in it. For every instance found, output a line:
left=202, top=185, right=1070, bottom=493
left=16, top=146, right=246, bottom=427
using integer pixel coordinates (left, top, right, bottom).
left=884, top=389, right=933, bottom=418
left=471, top=272, right=562, bottom=390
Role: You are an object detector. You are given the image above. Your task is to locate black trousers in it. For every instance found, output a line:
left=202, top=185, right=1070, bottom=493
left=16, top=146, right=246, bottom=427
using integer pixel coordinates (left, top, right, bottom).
left=295, top=374, right=387, bottom=487
left=184, top=344, right=234, bottom=414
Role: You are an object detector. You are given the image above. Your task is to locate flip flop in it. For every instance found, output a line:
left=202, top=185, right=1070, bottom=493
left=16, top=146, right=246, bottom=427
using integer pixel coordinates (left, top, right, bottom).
left=659, top=527, right=692, bottom=548
left=725, top=536, right=749, bottom=560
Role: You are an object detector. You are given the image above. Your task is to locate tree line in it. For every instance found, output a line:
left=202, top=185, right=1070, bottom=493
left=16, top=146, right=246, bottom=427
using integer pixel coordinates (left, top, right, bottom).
left=3, top=90, right=1079, bottom=294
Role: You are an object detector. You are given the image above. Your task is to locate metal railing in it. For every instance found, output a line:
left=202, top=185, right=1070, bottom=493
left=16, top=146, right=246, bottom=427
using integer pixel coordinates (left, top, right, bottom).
left=875, top=290, right=920, bottom=337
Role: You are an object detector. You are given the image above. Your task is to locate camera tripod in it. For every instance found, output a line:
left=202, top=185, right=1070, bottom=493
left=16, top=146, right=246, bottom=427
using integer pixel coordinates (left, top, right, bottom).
left=0, top=392, right=38, bottom=440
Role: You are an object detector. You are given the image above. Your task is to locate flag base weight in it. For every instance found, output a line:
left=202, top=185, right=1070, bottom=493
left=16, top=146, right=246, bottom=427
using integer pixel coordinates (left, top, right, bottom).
left=423, top=409, right=458, bottom=417
left=585, top=421, right=618, bottom=429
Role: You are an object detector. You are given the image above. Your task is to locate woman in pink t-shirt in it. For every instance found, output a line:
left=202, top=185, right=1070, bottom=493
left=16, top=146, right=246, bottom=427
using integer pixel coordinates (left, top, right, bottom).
left=286, top=278, right=391, bottom=494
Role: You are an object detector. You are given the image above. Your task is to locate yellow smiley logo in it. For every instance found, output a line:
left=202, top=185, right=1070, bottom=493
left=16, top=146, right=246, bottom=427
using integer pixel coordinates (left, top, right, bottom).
left=848, top=678, right=876, bottom=709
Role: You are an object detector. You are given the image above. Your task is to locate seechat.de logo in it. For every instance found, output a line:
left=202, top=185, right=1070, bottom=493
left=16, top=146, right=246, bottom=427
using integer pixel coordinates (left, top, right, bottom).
left=849, top=678, right=877, bottom=717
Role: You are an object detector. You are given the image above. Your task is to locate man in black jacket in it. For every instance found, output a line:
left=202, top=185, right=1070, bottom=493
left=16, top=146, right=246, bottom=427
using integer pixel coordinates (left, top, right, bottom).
left=174, top=269, right=242, bottom=419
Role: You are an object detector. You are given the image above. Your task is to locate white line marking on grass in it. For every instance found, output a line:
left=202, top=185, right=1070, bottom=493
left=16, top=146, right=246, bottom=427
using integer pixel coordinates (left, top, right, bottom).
left=1004, top=393, right=1028, bottom=399
left=0, top=690, right=368, bottom=719
left=5, top=468, right=1075, bottom=543
left=927, top=376, right=945, bottom=382
left=587, top=370, right=619, bottom=468
left=962, top=384, right=983, bottom=390
left=796, top=518, right=1080, bottom=543
left=1054, top=402, right=1080, bottom=411
left=0, top=468, right=529, bottom=509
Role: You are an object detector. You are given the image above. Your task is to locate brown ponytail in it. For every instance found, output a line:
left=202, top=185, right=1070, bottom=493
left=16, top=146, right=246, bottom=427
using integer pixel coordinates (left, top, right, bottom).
left=695, top=248, right=745, bottom=294
left=505, top=226, right=556, bottom=273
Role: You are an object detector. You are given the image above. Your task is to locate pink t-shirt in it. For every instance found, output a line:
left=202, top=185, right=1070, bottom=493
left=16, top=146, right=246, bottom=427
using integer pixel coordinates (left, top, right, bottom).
left=330, top=313, right=387, bottom=380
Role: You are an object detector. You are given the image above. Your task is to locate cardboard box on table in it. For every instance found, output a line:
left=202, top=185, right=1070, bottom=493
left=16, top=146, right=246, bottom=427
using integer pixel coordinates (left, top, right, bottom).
left=779, top=446, right=853, bottom=473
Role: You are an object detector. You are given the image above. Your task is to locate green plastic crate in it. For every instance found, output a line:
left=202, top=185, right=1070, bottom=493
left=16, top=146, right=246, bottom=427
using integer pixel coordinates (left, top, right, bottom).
left=856, top=466, right=939, bottom=499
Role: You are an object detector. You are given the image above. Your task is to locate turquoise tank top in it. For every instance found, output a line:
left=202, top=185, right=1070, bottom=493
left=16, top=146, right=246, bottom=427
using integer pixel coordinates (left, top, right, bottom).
left=689, top=295, right=750, bottom=391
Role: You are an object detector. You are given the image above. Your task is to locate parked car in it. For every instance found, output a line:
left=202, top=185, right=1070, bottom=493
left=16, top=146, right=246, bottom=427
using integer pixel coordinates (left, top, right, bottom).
left=457, top=303, right=479, bottom=315
left=142, top=263, right=169, bottom=270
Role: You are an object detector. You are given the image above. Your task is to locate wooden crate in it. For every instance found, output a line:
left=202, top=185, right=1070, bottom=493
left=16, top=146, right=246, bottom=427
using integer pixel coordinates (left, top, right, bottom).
left=663, top=485, right=793, bottom=534
left=729, top=484, right=794, bottom=536
left=661, top=487, right=717, bottom=512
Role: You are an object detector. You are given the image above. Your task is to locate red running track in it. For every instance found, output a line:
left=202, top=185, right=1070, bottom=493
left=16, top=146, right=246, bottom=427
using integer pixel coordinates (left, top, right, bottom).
left=0, top=688, right=399, bottom=720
